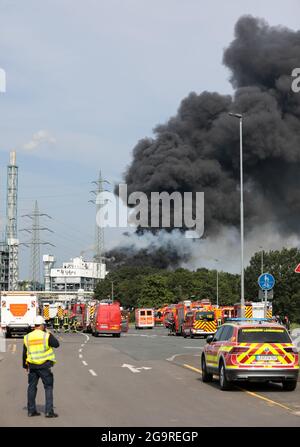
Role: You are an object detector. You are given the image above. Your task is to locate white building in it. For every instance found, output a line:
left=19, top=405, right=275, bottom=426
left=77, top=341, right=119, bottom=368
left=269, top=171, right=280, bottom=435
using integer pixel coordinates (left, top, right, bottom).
left=43, top=255, right=106, bottom=292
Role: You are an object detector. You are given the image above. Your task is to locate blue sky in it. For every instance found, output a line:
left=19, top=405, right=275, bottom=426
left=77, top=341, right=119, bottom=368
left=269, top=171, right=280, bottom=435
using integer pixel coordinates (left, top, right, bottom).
left=0, top=0, right=299, bottom=279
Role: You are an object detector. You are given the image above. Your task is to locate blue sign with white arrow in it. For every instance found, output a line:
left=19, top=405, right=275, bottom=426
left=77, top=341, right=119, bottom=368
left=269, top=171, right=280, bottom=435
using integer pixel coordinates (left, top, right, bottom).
left=258, top=273, right=275, bottom=291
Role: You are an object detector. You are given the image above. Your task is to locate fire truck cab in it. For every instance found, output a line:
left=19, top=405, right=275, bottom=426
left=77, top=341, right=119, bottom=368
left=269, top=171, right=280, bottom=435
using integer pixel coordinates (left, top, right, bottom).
left=182, top=308, right=217, bottom=338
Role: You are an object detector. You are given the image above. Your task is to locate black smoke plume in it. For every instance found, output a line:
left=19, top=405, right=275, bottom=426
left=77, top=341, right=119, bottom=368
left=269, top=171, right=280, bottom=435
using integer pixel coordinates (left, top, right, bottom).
left=119, top=16, right=300, bottom=237
left=106, top=243, right=190, bottom=271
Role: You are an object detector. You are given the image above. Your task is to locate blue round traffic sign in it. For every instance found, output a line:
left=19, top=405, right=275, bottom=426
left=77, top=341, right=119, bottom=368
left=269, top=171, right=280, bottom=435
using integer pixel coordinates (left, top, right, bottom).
left=258, top=273, right=275, bottom=291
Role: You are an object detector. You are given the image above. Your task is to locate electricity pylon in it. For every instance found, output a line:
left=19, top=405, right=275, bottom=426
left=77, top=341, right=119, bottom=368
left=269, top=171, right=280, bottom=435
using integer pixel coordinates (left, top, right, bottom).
left=20, top=201, right=55, bottom=290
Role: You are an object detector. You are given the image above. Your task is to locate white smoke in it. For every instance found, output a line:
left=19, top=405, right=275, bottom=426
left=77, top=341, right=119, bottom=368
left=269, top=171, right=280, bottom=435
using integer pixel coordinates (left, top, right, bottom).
left=23, top=130, right=56, bottom=151
left=105, top=222, right=300, bottom=274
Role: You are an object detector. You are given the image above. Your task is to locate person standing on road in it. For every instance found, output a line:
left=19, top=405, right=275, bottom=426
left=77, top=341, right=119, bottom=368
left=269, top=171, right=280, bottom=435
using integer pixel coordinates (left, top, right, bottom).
left=63, top=314, right=70, bottom=333
left=23, top=315, right=60, bottom=418
left=53, top=315, right=60, bottom=333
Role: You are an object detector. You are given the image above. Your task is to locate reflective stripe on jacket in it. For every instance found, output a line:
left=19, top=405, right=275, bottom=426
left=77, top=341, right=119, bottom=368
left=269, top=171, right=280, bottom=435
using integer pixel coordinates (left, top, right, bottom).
left=24, top=329, right=56, bottom=365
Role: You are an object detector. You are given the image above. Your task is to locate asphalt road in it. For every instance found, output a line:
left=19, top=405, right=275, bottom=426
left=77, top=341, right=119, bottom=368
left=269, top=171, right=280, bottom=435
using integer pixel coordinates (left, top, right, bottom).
left=1, top=326, right=300, bottom=427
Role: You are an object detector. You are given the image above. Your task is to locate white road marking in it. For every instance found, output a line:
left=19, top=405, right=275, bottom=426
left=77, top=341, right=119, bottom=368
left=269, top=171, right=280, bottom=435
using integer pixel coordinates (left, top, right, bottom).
left=167, top=352, right=202, bottom=361
left=81, top=344, right=84, bottom=347
left=79, top=349, right=82, bottom=352
left=167, top=354, right=184, bottom=362
left=82, top=361, right=88, bottom=366
left=79, top=354, right=83, bottom=359
left=122, top=363, right=152, bottom=373
left=81, top=333, right=90, bottom=344
left=89, top=369, right=97, bottom=376
left=184, top=346, right=203, bottom=349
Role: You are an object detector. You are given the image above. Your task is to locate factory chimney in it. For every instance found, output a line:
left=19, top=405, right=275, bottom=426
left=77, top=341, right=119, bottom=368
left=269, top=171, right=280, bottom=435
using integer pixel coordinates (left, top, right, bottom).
left=6, top=150, right=19, bottom=290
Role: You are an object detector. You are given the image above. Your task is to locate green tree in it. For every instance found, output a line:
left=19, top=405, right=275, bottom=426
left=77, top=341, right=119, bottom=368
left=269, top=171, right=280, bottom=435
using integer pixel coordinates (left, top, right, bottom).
left=137, top=274, right=175, bottom=308
left=245, top=247, right=300, bottom=322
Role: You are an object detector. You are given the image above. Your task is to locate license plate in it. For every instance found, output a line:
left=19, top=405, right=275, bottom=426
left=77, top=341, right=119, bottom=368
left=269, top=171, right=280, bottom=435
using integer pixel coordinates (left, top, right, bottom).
left=256, top=355, right=277, bottom=361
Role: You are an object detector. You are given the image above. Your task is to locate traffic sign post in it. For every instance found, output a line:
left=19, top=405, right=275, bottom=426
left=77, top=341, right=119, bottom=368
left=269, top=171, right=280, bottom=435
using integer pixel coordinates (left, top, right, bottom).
left=258, top=273, right=275, bottom=318
left=258, top=289, right=273, bottom=301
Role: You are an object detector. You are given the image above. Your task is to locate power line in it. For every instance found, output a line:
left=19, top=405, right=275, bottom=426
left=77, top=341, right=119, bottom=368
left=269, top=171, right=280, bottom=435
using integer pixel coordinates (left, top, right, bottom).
left=19, top=192, right=87, bottom=200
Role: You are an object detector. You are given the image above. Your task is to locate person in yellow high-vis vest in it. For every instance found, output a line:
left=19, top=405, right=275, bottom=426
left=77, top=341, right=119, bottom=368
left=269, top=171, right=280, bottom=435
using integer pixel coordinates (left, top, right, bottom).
left=23, top=316, right=60, bottom=418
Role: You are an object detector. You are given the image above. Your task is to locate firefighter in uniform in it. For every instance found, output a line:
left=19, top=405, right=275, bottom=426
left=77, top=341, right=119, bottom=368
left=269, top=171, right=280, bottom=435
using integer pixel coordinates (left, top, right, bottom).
left=70, top=315, right=77, bottom=333
left=53, top=315, right=60, bottom=333
left=63, top=314, right=70, bottom=333
left=59, top=309, right=64, bottom=330
left=23, top=316, right=59, bottom=418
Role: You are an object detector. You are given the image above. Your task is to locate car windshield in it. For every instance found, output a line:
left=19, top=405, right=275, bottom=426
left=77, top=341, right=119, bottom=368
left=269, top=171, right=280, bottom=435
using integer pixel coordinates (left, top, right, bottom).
left=238, top=327, right=291, bottom=343
left=195, top=311, right=214, bottom=321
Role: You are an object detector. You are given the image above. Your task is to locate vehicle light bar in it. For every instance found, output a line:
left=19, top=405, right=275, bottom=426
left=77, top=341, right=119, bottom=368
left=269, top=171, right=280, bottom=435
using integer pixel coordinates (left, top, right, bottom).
left=225, top=318, right=273, bottom=322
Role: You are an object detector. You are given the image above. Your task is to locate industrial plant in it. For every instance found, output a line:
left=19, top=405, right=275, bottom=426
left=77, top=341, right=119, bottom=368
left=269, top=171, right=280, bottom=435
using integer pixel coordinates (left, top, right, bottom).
left=0, top=151, right=19, bottom=291
left=0, top=151, right=107, bottom=299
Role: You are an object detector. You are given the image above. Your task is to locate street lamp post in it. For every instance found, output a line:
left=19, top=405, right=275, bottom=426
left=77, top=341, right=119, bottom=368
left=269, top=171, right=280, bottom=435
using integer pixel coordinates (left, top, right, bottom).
left=216, top=269, right=219, bottom=308
left=111, top=281, right=114, bottom=303
left=229, top=112, right=245, bottom=317
left=214, top=258, right=219, bottom=308
left=259, top=246, right=264, bottom=275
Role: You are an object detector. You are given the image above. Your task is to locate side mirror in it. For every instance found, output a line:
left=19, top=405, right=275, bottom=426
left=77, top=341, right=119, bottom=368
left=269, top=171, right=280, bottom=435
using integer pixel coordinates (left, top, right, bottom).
left=206, top=335, right=214, bottom=344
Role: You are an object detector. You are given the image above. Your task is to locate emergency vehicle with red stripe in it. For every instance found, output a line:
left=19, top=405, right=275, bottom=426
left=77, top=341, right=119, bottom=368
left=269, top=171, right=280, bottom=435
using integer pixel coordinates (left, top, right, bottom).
left=182, top=308, right=218, bottom=338
left=182, top=299, right=220, bottom=338
left=201, top=318, right=299, bottom=391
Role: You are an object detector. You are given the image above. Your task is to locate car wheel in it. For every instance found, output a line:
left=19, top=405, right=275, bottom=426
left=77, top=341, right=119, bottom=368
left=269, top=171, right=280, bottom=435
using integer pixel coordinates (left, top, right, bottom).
left=201, top=356, right=213, bottom=383
left=183, top=330, right=187, bottom=338
left=282, top=380, right=297, bottom=391
left=219, top=361, right=232, bottom=391
left=190, top=332, right=194, bottom=339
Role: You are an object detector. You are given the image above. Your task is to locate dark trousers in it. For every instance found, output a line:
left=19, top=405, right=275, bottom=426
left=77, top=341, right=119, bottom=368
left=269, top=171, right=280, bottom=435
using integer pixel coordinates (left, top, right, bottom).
left=28, top=367, right=54, bottom=414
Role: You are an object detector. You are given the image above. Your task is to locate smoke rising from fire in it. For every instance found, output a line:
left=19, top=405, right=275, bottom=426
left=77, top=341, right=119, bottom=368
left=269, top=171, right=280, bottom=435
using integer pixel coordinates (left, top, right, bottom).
left=114, top=16, right=300, bottom=269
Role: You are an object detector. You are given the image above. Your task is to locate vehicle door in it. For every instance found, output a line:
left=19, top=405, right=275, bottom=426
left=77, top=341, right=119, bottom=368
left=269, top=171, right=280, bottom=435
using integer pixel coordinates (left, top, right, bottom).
left=217, top=325, right=235, bottom=365
left=206, top=326, right=225, bottom=371
left=183, top=312, right=192, bottom=335
left=146, top=309, right=153, bottom=326
left=140, top=310, right=146, bottom=327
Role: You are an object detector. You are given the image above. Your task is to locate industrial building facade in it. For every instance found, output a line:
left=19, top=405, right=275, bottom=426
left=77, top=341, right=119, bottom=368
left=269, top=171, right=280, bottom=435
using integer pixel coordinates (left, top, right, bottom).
left=43, top=255, right=106, bottom=292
